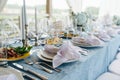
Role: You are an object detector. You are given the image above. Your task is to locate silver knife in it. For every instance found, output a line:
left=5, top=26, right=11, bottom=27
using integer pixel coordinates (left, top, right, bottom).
left=13, top=63, right=48, bottom=80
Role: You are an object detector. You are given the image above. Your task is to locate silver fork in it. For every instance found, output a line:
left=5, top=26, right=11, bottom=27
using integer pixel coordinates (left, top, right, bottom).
left=24, top=58, right=53, bottom=74
left=31, top=56, right=61, bottom=73
left=35, top=62, right=61, bottom=73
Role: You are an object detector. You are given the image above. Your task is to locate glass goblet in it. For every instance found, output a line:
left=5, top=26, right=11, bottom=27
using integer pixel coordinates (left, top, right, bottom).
left=0, top=32, right=8, bottom=67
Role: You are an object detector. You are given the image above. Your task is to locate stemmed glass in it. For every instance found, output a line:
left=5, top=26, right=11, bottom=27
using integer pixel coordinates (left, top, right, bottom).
left=0, top=31, right=8, bottom=67
left=63, top=16, right=75, bottom=39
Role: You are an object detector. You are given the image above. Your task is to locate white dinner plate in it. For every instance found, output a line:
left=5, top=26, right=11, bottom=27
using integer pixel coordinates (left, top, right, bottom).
left=36, top=49, right=77, bottom=63
left=71, top=40, right=104, bottom=48
left=0, top=67, right=24, bottom=80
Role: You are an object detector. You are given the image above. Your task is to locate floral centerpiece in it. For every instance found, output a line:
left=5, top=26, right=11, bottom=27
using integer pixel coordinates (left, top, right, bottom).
left=73, top=12, right=88, bottom=31
left=113, top=15, right=120, bottom=26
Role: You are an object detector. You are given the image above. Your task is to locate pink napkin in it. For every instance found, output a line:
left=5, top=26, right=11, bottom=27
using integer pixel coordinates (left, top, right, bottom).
left=94, top=30, right=111, bottom=42
left=44, top=45, right=59, bottom=54
left=72, top=35, right=102, bottom=46
left=53, top=41, right=82, bottom=68
left=118, top=30, right=120, bottom=34
left=0, top=74, right=17, bottom=80
left=106, top=28, right=117, bottom=37
left=117, top=29, right=120, bottom=34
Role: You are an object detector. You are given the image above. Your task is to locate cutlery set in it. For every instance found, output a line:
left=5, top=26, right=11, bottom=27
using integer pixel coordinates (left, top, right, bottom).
left=35, top=62, right=61, bottom=73
left=12, top=60, right=61, bottom=80
left=13, top=63, right=48, bottom=80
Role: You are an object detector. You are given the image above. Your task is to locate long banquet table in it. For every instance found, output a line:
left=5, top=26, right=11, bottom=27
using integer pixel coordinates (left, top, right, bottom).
left=9, top=34, right=120, bottom=80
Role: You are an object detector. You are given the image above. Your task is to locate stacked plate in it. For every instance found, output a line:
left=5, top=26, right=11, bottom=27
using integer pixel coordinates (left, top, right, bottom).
left=37, top=50, right=56, bottom=62
left=36, top=50, right=77, bottom=63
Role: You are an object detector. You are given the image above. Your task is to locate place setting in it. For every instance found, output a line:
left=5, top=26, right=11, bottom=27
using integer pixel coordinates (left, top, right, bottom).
left=71, top=32, right=105, bottom=48
left=33, top=41, right=89, bottom=68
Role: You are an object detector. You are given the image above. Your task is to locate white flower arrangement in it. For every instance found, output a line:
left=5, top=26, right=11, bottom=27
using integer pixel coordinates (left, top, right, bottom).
left=75, top=12, right=88, bottom=26
left=113, top=16, right=120, bottom=26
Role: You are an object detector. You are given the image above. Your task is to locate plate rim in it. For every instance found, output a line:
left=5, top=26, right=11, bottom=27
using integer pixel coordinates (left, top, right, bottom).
left=71, top=40, right=104, bottom=48
left=36, top=50, right=77, bottom=63
left=0, top=67, right=24, bottom=80
left=0, top=51, right=31, bottom=61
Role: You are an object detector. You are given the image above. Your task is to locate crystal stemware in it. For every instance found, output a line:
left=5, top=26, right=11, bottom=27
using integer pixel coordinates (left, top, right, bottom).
left=0, top=31, right=8, bottom=66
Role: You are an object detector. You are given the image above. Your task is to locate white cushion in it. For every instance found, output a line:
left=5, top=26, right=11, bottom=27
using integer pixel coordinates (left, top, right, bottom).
left=116, top=52, right=120, bottom=59
left=109, top=59, right=120, bottom=75
left=118, top=48, right=120, bottom=52
left=96, top=72, right=120, bottom=80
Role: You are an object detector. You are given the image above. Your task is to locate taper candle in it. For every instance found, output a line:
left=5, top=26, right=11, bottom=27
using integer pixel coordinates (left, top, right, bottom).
left=21, top=7, right=25, bottom=40
left=23, top=0, right=27, bottom=25
left=35, top=7, right=38, bottom=35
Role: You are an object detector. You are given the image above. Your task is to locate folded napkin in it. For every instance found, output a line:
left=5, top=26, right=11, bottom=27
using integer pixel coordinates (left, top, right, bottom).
left=94, top=30, right=111, bottom=42
left=53, top=41, right=85, bottom=68
left=117, top=29, right=120, bottom=34
left=72, top=34, right=102, bottom=46
left=117, top=29, right=120, bottom=33
left=0, top=74, right=17, bottom=80
left=44, top=45, right=59, bottom=54
left=106, top=28, right=117, bottom=37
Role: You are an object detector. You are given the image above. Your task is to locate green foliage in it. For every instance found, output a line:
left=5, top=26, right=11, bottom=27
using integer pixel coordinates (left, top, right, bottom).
left=11, top=46, right=33, bottom=54
left=113, top=16, right=120, bottom=26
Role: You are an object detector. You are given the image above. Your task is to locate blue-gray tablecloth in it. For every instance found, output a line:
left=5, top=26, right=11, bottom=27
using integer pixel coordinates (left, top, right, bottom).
left=10, top=35, right=120, bottom=80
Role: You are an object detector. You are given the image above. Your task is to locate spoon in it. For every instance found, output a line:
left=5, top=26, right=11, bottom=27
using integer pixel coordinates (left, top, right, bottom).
left=25, top=59, right=53, bottom=74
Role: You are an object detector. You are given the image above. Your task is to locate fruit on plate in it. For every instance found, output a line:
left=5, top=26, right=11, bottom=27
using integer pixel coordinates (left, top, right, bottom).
left=63, top=33, right=78, bottom=38
left=0, top=46, right=32, bottom=59
left=45, top=37, right=62, bottom=45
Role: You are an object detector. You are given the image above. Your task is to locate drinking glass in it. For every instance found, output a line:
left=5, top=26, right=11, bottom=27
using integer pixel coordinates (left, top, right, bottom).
left=0, top=31, right=8, bottom=67
left=63, top=16, right=75, bottom=39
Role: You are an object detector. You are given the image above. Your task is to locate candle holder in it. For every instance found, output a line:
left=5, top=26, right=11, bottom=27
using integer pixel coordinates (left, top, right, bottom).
left=34, top=36, right=38, bottom=46
left=24, top=24, right=29, bottom=47
left=22, top=39, right=25, bottom=47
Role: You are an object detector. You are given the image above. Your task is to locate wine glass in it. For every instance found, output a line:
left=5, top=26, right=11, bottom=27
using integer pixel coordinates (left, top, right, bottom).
left=0, top=31, right=8, bottom=67
left=63, top=16, right=75, bottom=39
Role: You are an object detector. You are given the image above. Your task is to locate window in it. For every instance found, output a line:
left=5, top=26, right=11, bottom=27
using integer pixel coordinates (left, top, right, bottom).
left=52, top=0, right=69, bottom=20
left=0, top=0, right=46, bottom=32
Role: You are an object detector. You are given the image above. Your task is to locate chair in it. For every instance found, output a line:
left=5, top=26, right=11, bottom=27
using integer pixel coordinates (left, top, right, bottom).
left=109, top=59, right=120, bottom=75
left=116, top=52, right=120, bottom=59
left=118, top=48, right=120, bottom=52
left=96, top=72, right=120, bottom=80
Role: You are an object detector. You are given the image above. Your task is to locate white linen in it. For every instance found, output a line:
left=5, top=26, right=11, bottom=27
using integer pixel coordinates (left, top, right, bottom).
left=94, top=30, right=111, bottom=42
left=116, top=29, right=120, bottom=34
left=106, top=28, right=117, bottom=37
left=44, top=45, right=59, bottom=54
left=53, top=41, right=83, bottom=68
left=72, top=34, right=103, bottom=46
left=109, top=59, right=120, bottom=75
left=44, top=41, right=88, bottom=68
left=0, top=74, right=18, bottom=80
left=116, top=52, right=120, bottom=59
left=96, top=72, right=120, bottom=80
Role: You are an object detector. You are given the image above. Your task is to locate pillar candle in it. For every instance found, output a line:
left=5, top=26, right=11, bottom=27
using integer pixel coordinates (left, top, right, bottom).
left=21, top=7, right=25, bottom=40
left=35, top=7, right=38, bottom=35
left=23, top=0, right=27, bottom=25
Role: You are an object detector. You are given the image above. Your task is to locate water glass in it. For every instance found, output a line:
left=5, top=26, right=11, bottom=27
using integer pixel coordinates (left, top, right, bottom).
left=0, top=32, right=8, bottom=67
